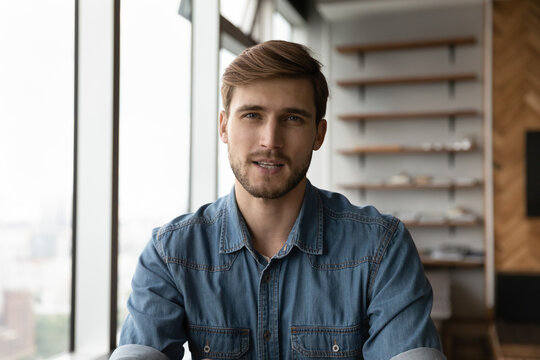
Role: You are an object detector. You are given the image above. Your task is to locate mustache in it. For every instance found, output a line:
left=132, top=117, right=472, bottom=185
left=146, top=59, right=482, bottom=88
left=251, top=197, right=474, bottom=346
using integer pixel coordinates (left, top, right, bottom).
left=248, top=150, right=290, bottom=163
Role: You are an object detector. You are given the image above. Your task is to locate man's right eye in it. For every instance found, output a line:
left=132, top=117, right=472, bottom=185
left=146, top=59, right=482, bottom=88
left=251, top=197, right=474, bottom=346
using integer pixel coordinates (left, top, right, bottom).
left=244, top=113, right=258, bottom=119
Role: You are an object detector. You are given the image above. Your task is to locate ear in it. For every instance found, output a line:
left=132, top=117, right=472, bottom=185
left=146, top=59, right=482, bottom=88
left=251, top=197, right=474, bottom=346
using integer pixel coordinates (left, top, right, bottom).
left=313, top=119, right=327, bottom=151
left=219, top=110, right=229, bottom=144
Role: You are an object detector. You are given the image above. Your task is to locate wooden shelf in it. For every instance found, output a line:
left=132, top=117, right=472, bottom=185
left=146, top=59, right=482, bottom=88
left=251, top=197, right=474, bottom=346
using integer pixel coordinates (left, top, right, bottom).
left=336, top=36, right=477, bottom=54
left=340, top=181, right=483, bottom=190
left=337, top=73, right=477, bottom=87
left=339, top=109, right=480, bottom=121
left=338, top=144, right=477, bottom=155
left=421, top=256, right=484, bottom=268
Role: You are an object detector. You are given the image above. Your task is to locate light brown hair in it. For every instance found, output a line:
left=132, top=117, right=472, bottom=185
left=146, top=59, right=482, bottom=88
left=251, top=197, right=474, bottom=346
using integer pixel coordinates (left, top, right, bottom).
left=221, top=40, right=329, bottom=125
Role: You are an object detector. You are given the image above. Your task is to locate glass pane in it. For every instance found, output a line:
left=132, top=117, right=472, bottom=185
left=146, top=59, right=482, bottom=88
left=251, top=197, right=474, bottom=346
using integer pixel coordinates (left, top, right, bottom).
left=118, top=0, right=191, bottom=339
left=218, top=48, right=239, bottom=198
left=272, top=11, right=292, bottom=41
left=221, top=0, right=256, bottom=34
left=0, top=1, right=74, bottom=359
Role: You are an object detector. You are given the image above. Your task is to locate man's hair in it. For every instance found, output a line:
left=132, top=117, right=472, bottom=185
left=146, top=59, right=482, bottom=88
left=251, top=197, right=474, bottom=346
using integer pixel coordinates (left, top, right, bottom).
left=221, top=40, right=329, bottom=125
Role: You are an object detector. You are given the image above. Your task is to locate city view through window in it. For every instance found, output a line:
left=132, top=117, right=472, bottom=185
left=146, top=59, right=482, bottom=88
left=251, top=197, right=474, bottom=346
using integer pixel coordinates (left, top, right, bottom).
left=0, top=1, right=74, bottom=359
left=117, top=0, right=191, bottom=338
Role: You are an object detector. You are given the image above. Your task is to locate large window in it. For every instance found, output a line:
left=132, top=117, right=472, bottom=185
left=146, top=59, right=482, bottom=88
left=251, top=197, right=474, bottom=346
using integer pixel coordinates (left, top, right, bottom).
left=0, top=1, right=74, bottom=358
left=272, top=11, right=292, bottom=41
left=221, top=0, right=258, bottom=35
left=217, top=48, right=238, bottom=198
left=117, top=0, right=191, bottom=336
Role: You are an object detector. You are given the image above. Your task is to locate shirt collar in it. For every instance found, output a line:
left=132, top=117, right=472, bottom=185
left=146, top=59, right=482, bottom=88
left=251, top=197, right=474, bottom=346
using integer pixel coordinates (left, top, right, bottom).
left=219, top=180, right=324, bottom=256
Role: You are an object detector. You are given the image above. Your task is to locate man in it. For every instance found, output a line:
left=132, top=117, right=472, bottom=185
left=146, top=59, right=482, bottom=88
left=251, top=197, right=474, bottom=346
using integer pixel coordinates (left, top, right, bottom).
left=112, top=40, right=445, bottom=359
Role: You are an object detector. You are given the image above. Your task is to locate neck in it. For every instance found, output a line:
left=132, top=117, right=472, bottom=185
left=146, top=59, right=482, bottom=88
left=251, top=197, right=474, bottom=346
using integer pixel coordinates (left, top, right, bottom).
left=235, top=179, right=307, bottom=258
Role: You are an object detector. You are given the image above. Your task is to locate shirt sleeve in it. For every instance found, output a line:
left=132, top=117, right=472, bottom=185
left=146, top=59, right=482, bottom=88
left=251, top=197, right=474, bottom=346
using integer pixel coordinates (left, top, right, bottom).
left=118, top=230, right=187, bottom=359
left=363, top=220, right=444, bottom=359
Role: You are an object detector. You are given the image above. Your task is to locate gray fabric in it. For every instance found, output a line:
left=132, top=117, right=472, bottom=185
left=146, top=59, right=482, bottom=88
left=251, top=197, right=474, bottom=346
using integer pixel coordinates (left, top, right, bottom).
left=109, top=344, right=169, bottom=360
left=390, top=347, right=447, bottom=360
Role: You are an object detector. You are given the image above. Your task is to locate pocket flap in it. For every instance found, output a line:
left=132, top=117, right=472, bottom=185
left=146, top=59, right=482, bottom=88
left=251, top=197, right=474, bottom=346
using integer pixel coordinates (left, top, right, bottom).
left=188, top=324, right=249, bottom=359
left=291, top=325, right=364, bottom=358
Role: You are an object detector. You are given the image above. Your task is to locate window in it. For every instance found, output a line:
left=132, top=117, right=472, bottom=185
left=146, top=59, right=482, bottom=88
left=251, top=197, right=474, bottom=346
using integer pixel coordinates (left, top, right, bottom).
left=0, top=1, right=74, bottom=358
left=217, top=48, right=239, bottom=197
left=272, top=11, right=292, bottom=41
left=117, top=0, right=191, bottom=335
left=220, top=0, right=258, bottom=35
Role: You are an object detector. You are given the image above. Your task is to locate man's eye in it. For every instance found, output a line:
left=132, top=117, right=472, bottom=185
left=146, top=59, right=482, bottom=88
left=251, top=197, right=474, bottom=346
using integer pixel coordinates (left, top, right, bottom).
left=244, top=113, right=258, bottom=119
left=286, top=115, right=302, bottom=122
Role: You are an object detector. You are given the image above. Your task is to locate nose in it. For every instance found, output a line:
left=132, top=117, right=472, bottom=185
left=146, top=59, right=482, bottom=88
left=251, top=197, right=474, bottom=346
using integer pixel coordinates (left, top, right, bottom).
left=259, top=117, right=283, bottom=149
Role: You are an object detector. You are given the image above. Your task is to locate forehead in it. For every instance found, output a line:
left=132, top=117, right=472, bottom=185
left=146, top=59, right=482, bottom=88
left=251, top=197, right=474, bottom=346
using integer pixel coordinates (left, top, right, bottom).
left=229, top=78, right=315, bottom=113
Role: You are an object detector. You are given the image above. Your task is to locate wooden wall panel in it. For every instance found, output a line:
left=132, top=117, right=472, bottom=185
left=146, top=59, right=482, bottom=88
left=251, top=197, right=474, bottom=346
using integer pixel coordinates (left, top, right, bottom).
left=493, top=0, right=540, bottom=272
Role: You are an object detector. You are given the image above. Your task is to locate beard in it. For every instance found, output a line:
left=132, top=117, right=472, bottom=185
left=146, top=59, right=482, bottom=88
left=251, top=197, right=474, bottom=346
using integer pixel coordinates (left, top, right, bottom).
left=229, top=148, right=312, bottom=199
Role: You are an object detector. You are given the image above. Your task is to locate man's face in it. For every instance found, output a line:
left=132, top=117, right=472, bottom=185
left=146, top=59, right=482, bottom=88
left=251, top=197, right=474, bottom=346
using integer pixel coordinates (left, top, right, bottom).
left=219, top=77, right=326, bottom=199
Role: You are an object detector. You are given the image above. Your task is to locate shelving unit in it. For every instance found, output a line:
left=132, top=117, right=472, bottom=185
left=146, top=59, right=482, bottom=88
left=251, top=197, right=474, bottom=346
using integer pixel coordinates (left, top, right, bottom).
left=336, top=73, right=477, bottom=87
left=421, top=257, right=484, bottom=269
left=324, top=3, right=487, bottom=321
left=332, top=32, right=484, bottom=273
left=404, top=219, right=483, bottom=228
left=339, top=181, right=483, bottom=190
left=339, top=109, right=479, bottom=121
left=335, top=36, right=477, bottom=54
left=338, top=145, right=477, bottom=154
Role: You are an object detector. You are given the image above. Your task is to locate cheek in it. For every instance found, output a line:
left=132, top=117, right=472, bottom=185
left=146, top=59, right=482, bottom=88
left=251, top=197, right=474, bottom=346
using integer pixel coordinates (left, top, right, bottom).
left=233, top=124, right=260, bottom=141
left=227, top=128, right=254, bottom=151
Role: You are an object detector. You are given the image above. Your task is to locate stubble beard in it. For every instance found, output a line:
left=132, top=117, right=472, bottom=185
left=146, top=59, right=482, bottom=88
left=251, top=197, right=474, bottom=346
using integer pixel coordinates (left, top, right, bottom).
left=229, top=147, right=312, bottom=199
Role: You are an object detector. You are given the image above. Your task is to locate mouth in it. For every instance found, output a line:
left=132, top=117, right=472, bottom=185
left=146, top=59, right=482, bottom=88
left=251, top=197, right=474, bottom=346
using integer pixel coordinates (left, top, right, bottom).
left=253, top=160, right=284, bottom=169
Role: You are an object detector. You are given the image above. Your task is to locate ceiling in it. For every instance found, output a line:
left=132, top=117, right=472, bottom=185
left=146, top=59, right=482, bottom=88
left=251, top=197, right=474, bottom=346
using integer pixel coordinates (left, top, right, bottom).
left=315, top=0, right=486, bottom=21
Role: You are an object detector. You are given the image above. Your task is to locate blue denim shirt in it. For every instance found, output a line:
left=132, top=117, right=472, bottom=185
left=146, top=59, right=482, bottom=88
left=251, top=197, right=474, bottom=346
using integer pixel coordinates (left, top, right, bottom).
left=119, top=181, right=443, bottom=359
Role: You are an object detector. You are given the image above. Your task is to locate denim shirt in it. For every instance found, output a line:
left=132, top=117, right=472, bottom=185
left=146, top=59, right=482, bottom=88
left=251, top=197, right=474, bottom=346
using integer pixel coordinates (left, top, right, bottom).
left=119, top=181, right=443, bottom=359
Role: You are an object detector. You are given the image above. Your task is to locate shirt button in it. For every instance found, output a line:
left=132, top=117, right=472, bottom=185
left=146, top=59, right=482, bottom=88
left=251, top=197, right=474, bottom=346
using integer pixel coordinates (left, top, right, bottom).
left=264, top=330, right=271, bottom=341
left=332, top=340, right=340, bottom=352
left=264, top=274, right=271, bottom=283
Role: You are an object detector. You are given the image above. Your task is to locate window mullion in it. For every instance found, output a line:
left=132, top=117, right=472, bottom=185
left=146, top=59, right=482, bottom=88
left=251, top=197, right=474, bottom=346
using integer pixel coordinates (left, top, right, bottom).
left=74, top=0, right=116, bottom=355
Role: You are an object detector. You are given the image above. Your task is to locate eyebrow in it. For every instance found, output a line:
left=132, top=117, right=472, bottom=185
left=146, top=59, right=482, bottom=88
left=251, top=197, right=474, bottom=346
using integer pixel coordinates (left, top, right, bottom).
left=235, top=105, right=313, bottom=118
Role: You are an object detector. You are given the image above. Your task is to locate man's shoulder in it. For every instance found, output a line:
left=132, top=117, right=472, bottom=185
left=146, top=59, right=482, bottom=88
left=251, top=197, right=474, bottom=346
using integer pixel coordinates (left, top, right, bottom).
left=307, top=186, right=412, bottom=268
left=151, top=195, right=229, bottom=247
left=315, top=187, right=399, bottom=232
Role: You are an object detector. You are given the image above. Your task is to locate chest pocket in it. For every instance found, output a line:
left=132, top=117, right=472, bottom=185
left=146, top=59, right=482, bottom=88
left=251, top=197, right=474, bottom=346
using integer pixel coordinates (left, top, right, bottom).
left=188, top=324, right=250, bottom=359
left=291, top=324, right=366, bottom=359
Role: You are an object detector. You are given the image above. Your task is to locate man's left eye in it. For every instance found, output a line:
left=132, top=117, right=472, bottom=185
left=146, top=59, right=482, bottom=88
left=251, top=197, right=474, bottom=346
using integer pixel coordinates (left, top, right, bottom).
left=286, top=115, right=301, bottom=122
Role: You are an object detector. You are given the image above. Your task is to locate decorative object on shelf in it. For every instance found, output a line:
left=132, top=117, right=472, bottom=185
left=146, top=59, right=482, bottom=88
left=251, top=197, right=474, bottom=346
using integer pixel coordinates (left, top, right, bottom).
left=393, top=210, right=419, bottom=223
left=386, top=207, right=482, bottom=228
left=388, top=171, right=413, bottom=185
left=425, top=245, right=484, bottom=263
left=339, top=141, right=478, bottom=154
left=446, top=206, right=477, bottom=223
left=338, top=173, right=482, bottom=190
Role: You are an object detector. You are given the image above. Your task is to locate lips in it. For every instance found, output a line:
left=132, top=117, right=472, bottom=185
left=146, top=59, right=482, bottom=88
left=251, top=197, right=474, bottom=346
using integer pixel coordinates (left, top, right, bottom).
left=254, top=161, right=284, bottom=169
